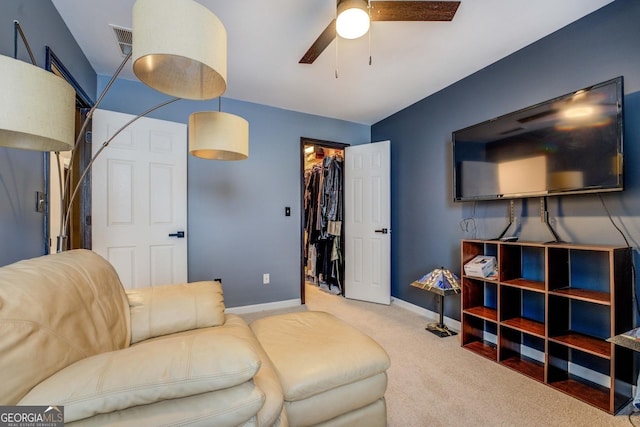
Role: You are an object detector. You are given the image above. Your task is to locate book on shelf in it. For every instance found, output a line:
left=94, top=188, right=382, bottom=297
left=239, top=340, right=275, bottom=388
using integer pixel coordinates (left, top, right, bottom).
left=484, top=269, right=497, bottom=280
left=465, top=269, right=498, bottom=280
left=463, top=255, right=495, bottom=278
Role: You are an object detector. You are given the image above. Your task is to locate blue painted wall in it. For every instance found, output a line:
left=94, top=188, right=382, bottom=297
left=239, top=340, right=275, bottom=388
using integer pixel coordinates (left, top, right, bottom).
left=96, top=78, right=370, bottom=307
left=0, top=0, right=96, bottom=266
left=4, top=0, right=639, bottom=321
left=372, top=0, right=640, bottom=319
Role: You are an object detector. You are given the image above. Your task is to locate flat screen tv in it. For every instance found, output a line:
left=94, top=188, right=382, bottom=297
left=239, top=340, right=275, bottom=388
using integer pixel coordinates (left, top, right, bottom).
left=452, top=77, right=623, bottom=202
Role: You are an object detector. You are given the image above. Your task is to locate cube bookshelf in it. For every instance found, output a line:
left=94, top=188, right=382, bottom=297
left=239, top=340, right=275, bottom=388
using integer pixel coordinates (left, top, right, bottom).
left=460, top=239, right=634, bottom=414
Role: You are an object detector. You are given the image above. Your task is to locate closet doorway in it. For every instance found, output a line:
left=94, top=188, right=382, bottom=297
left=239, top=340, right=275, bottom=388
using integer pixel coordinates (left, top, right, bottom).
left=300, top=137, right=349, bottom=304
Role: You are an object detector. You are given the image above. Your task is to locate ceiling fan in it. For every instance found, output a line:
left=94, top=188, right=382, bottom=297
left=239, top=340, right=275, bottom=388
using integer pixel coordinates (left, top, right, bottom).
left=299, top=0, right=461, bottom=64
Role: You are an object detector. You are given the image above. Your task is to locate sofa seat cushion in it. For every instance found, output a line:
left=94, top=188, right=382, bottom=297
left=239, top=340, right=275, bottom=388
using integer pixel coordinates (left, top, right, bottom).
left=127, top=280, right=225, bottom=344
left=250, top=311, right=390, bottom=402
left=19, top=332, right=261, bottom=423
left=148, top=314, right=286, bottom=427
left=217, top=315, right=288, bottom=427
left=66, top=381, right=265, bottom=427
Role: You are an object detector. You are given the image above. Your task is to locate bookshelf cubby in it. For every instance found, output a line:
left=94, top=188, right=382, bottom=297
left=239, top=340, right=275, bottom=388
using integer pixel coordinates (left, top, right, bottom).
left=460, top=239, right=634, bottom=414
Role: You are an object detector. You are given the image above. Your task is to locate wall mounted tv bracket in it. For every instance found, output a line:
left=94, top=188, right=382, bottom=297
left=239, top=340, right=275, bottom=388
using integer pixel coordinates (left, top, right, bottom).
left=540, top=197, right=563, bottom=243
left=495, top=199, right=516, bottom=240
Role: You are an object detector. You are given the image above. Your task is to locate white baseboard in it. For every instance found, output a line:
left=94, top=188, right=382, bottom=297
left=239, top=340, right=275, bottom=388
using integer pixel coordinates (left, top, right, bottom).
left=391, top=297, right=462, bottom=332
left=225, top=298, right=302, bottom=315
left=227, top=295, right=461, bottom=330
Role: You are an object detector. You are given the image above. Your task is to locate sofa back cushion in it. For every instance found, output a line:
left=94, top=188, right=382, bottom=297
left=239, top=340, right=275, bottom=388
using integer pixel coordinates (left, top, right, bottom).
left=0, top=250, right=130, bottom=404
left=127, top=281, right=225, bottom=344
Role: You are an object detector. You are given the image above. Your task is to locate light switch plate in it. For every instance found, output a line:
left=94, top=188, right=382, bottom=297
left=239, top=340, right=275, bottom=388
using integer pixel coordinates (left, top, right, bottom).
left=35, top=191, right=46, bottom=213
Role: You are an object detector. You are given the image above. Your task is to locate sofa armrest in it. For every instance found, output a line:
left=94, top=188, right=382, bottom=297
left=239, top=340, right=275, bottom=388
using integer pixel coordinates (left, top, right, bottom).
left=19, top=331, right=261, bottom=423
left=127, top=280, right=225, bottom=344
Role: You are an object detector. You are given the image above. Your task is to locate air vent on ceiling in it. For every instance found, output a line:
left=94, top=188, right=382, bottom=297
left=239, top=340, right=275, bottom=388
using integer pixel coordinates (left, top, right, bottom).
left=109, top=24, right=132, bottom=56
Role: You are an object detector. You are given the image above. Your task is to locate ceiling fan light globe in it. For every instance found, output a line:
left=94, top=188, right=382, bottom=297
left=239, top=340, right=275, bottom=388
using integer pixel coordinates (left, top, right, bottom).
left=336, top=7, right=370, bottom=39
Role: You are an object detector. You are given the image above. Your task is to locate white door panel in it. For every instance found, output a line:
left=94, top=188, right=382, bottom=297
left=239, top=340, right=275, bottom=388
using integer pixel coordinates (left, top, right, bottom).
left=345, top=140, right=391, bottom=304
left=92, top=109, right=187, bottom=289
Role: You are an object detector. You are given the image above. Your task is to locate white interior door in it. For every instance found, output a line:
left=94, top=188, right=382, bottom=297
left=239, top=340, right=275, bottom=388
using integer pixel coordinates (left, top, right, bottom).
left=344, top=140, right=391, bottom=304
left=91, top=109, right=187, bottom=289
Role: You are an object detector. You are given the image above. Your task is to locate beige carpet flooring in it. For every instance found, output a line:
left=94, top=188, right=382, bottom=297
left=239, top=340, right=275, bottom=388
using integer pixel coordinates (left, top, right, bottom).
left=240, top=284, right=638, bottom=427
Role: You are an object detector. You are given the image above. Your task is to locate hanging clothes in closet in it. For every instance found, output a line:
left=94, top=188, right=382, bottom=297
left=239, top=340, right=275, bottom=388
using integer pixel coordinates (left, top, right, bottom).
left=304, top=151, right=344, bottom=294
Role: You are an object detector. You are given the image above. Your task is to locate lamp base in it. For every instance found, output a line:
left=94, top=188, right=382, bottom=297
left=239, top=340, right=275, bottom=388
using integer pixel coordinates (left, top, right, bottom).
left=56, top=235, right=68, bottom=253
left=426, top=323, right=458, bottom=338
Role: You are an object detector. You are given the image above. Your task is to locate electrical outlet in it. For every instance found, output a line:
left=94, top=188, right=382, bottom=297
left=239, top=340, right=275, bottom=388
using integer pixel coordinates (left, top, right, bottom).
left=263, top=273, right=270, bottom=285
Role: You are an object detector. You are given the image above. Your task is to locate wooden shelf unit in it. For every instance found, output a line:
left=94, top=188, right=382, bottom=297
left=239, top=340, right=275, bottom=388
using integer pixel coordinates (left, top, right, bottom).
left=460, top=239, right=634, bottom=414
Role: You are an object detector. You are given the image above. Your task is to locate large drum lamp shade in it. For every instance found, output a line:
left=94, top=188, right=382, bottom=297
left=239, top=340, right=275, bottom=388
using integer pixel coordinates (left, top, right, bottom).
left=0, top=54, right=75, bottom=152
left=132, top=0, right=227, bottom=100
left=189, top=112, right=248, bottom=160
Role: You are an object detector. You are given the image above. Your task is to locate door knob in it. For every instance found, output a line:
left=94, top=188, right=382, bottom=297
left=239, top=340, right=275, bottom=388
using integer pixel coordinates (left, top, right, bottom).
left=374, top=228, right=389, bottom=234
left=168, top=231, right=185, bottom=238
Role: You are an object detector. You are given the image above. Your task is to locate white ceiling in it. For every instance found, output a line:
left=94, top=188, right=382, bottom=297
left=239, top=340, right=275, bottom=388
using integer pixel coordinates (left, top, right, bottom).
left=51, top=0, right=614, bottom=125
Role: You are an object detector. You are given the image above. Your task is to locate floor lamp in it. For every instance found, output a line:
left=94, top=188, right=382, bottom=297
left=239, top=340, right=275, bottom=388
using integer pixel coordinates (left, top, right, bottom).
left=0, top=0, right=250, bottom=254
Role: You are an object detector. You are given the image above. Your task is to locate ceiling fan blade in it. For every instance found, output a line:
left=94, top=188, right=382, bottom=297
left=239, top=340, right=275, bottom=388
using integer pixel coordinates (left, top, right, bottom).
left=369, top=1, right=460, bottom=22
left=299, top=2, right=459, bottom=64
left=299, top=19, right=337, bottom=64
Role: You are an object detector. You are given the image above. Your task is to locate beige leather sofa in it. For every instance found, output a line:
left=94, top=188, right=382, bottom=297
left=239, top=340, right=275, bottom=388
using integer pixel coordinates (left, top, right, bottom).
left=0, top=250, right=390, bottom=426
